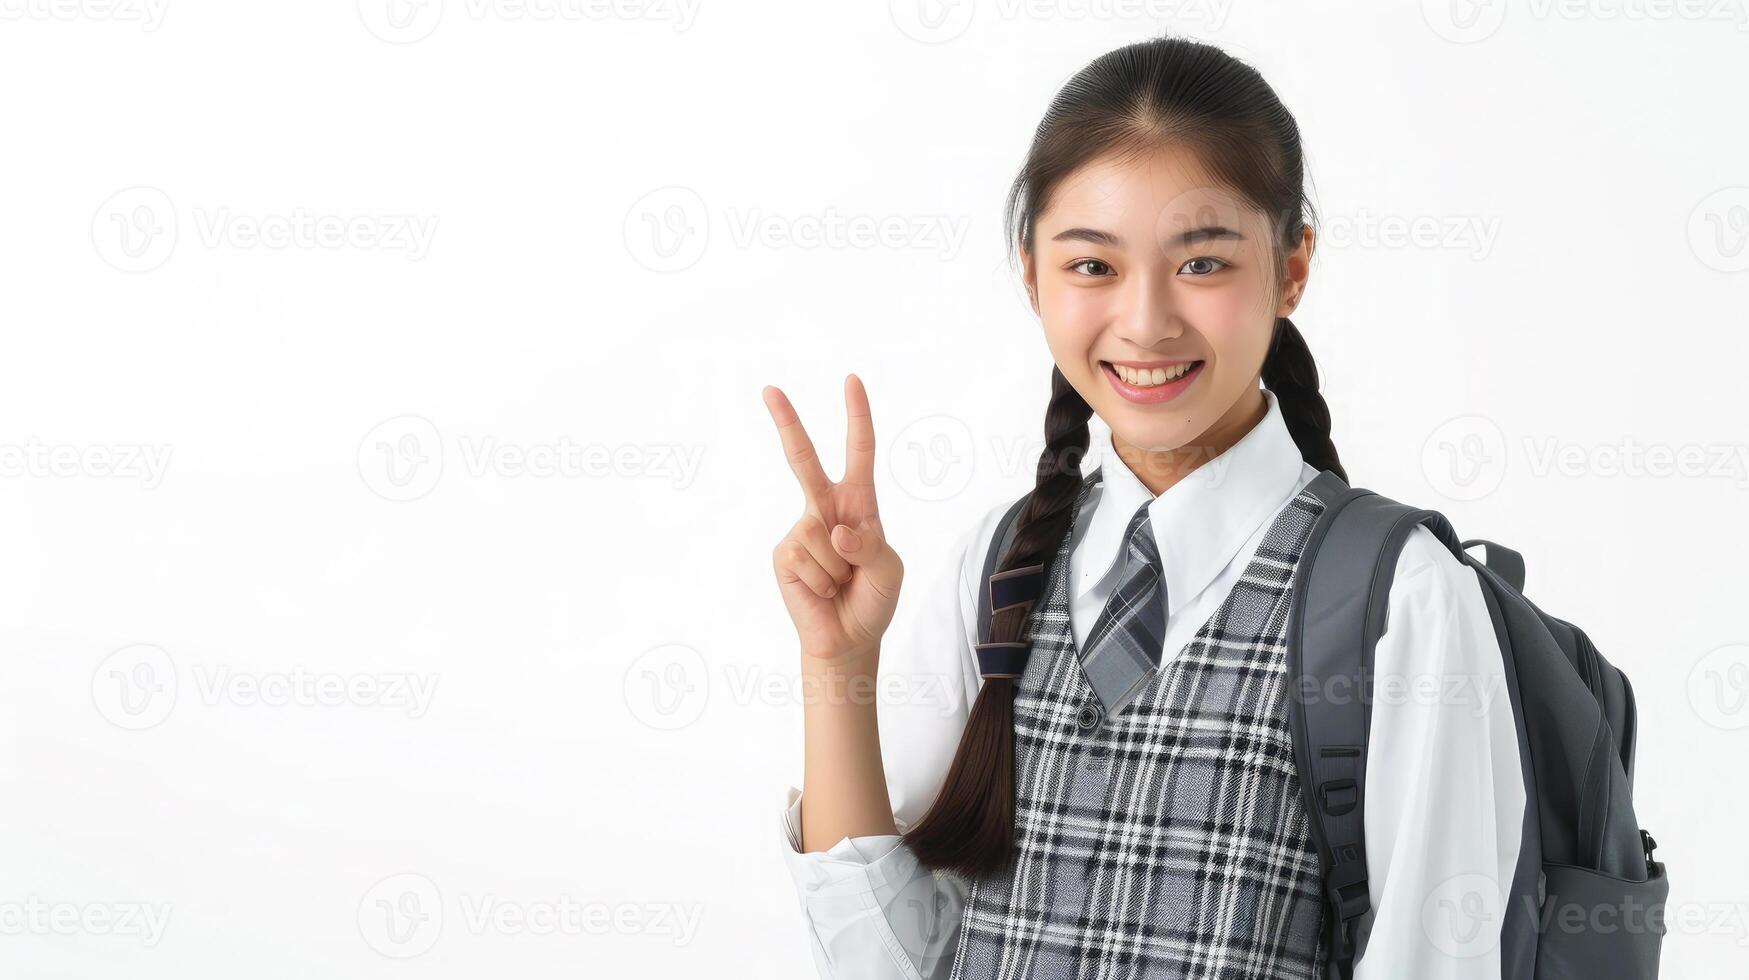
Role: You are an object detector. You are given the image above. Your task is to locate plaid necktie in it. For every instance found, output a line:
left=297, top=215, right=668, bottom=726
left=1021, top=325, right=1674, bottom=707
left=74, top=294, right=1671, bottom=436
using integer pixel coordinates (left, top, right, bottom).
left=1079, top=499, right=1167, bottom=721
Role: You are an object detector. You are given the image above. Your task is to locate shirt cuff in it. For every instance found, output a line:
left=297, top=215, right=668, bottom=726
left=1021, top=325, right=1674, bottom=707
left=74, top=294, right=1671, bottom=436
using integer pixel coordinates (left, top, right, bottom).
left=779, top=786, right=966, bottom=980
left=780, top=786, right=917, bottom=897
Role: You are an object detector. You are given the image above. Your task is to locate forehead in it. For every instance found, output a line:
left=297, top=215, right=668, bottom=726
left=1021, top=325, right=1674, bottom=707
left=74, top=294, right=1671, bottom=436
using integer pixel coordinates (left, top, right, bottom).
left=1037, top=144, right=1261, bottom=244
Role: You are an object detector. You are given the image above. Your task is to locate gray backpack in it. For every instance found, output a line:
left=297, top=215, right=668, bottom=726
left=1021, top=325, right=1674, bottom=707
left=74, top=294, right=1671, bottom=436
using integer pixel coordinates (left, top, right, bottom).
left=975, top=469, right=1668, bottom=979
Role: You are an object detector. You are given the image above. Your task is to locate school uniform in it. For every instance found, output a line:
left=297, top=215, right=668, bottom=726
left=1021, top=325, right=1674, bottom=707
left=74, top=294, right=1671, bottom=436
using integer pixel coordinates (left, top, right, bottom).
left=779, top=388, right=1526, bottom=979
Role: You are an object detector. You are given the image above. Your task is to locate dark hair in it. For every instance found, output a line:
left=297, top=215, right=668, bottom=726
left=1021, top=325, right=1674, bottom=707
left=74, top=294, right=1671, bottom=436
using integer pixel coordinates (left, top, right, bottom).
left=900, top=35, right=1345, bottom=878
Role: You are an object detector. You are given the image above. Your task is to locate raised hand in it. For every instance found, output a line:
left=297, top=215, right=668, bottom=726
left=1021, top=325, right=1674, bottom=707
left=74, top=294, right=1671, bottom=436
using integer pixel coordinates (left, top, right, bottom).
left=763, top=374, right=904, bottom=663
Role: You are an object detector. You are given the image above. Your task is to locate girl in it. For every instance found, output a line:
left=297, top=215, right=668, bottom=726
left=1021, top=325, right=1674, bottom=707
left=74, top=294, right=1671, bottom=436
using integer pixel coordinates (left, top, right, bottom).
left=763, top=36, right=1523, bottom=980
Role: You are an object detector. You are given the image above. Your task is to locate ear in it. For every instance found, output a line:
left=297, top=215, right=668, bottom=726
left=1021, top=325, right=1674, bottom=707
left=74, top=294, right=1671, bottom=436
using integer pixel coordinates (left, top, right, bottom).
left=1019, top=246, right=1041, bottom=316
left=1276, top=225, right=1314, bottom=317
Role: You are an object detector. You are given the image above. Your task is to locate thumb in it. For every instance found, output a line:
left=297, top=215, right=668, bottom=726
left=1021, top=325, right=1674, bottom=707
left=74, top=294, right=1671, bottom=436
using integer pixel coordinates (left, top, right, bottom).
left=832, top=518, right=901, bottom=588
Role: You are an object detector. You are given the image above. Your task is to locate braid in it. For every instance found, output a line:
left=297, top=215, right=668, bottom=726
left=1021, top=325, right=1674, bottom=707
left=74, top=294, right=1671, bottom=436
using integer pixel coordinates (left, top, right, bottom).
left=1262, top=316, right=1346, bottom=482
left=901, top=367, right=1093, bottom=877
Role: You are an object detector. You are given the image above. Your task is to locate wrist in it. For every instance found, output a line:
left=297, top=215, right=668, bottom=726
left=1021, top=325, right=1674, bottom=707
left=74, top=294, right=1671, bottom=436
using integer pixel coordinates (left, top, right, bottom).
left=800, top=645, right=884, bottom=712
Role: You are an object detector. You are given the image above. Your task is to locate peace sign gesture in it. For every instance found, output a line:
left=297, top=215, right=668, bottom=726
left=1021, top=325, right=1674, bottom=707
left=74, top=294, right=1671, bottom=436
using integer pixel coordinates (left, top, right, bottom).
left=764, top=374, right=904, bottom=663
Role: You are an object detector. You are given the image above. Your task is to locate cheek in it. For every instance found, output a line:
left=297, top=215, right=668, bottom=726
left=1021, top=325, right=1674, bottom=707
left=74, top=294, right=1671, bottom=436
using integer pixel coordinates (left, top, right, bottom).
left=1039, top=287, right=1108, bottom=359
left=1182, top=285, right=1274, bottom=364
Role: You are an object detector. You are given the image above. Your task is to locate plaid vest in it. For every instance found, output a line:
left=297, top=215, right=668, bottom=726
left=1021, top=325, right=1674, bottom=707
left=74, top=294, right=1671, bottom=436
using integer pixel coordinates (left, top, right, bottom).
left=948, top=473, right=1329, bottom=980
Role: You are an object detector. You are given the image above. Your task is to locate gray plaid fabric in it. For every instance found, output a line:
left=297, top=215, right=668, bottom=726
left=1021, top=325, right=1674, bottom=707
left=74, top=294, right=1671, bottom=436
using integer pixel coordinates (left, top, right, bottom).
left=1080, top=495, right=1167, bottom=722
left=948, top=471, right=1329, bottom=980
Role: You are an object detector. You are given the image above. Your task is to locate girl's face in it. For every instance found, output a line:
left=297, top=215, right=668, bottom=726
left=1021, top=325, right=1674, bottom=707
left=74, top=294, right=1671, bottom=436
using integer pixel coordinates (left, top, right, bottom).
left=1022, top=145, right=1312, bottom=482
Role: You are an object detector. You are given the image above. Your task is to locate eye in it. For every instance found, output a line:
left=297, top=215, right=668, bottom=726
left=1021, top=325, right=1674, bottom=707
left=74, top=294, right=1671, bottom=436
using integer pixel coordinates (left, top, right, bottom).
left=1179, top=256, right=1229, bottom=276
left=1068, top=258, right=1114, bottom=278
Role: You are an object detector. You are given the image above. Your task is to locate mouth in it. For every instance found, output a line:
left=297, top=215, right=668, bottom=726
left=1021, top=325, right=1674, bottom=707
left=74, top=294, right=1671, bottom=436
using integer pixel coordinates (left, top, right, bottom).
left=1099, top=358, right=1204, bottom=404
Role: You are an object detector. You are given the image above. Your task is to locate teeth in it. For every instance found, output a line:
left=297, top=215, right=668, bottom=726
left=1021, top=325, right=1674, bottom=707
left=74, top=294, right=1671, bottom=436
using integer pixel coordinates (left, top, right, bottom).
left=1114, top=362, right=1195, bottom=386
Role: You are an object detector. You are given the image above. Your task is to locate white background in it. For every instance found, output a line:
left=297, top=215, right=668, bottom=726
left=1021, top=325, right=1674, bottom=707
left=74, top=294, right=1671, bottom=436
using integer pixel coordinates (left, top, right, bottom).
left=1, top=1, right=1746, bottom=977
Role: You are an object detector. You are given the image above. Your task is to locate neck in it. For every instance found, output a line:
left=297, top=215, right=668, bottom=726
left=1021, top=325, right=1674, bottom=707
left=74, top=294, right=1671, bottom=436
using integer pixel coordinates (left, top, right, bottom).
left=1111, top=386, right=1269, bottom=497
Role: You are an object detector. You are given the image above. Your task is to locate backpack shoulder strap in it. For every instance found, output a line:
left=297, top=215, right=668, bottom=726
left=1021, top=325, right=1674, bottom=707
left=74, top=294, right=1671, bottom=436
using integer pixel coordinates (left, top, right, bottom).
left=972, top=493, right=1035, bottom=679
left=975, top=492, right=1033, bottom=647
left=973, top=471, right=1104, bottom=675
left=1290, top=470, right=1463, bottom=979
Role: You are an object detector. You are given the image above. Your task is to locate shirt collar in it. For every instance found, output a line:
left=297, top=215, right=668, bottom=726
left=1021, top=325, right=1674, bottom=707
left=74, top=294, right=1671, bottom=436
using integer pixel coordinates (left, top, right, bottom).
left=1072, top=388, right=1306, bottom=617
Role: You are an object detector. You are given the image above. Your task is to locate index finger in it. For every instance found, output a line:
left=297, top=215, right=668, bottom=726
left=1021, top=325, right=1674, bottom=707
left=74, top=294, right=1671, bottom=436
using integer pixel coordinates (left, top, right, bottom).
left=762, top=385, right=833, bottom=505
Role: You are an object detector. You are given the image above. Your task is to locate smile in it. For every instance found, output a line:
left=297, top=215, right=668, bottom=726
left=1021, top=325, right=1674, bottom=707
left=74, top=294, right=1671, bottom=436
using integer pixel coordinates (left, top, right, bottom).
left=1099, top=359, right=1204, bottom=404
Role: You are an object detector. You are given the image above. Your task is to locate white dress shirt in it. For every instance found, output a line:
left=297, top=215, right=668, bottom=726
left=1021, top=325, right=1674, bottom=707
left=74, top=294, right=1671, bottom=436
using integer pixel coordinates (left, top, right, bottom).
left=779, top=388, right=1526, bottom=980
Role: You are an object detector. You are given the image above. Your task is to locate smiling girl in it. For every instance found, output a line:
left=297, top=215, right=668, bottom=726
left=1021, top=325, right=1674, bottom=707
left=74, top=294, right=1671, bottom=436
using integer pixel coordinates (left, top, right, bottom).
left=763, top=36, right=1524, bottom=980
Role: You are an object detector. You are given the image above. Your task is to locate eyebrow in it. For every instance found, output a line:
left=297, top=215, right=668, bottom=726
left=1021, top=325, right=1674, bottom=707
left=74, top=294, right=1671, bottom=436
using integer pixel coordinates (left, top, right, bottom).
left=1049, top=225, right=1246, bottom=249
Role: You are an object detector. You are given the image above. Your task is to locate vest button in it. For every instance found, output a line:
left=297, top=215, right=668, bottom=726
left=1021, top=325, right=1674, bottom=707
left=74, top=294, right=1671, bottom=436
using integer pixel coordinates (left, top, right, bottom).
left=1075, top=702, right=1102, bottom=733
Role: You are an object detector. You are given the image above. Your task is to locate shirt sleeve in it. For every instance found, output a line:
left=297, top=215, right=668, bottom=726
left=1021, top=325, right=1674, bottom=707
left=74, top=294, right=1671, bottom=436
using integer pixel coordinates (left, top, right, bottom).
left=1353, top=525, right=1527, bottom=980
left=776, top=503, right=1001, bottom=979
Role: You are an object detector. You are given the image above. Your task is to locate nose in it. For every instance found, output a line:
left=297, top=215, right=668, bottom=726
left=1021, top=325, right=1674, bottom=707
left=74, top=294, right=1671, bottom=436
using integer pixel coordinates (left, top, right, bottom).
left=1110, top=272, right=1184, bottom=350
